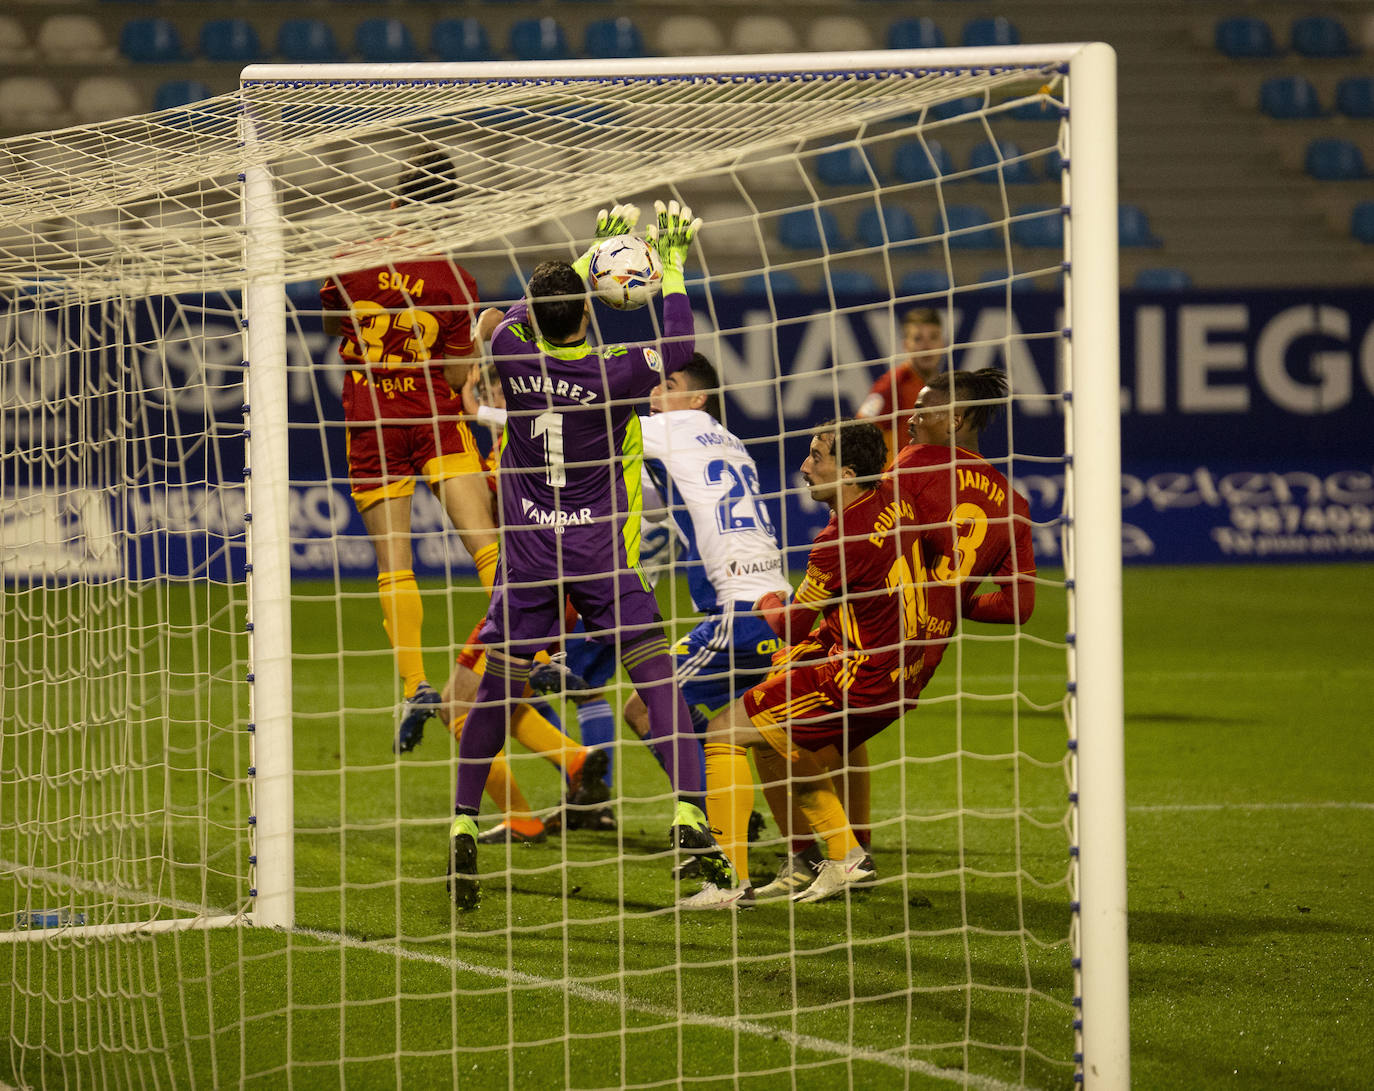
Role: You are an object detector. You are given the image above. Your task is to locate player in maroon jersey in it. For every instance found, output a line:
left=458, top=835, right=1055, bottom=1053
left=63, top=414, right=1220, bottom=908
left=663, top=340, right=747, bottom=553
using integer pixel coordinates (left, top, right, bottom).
left=319, top=149, right=502, bottom=754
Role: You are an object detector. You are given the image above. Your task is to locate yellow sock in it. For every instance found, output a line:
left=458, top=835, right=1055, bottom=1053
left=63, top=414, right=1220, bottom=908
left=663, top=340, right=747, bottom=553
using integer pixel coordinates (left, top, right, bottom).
left=483, top=751, right=537, bottom=821
left=471, top=541, right=500, bottom=594
left=377, top=569, right=425, bottom=696
left=843, top=742, right=871, bottom=848
left=704, top=742, right=755, bottom=886
left=791, top=748, right=860, bottom=862
left=510, top=705, right=582, bottom=775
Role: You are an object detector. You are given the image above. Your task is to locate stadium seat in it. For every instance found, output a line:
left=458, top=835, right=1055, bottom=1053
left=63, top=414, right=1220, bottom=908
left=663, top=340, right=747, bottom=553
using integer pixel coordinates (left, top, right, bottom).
left=899, top=269, right=951, bottom=296
left=1010, top=205, right=1063, bottom=249
left=777, top=208, right=847, bottom=251
left=70, top=76, right=143, bottom=124
left=654, top=15, right=723, bottom=57
left=1304, top=138, right=1368, bottom=180
left=1351, top=202, right=1374, bottom=244
left=583, top=18, right=646, bottom=59
left=816, top=146, right=877, bottom=187
left=1043, top=148, right=1065, bottom=180
left=806, top=17, right=875, bottom=53
left=0, top=76, right=64, bottom=130
left=1258, top=75, right=1324, bottom=119
left=968, top=139, right=1037, bottom=185
left=892, top=139, right=953, bottom=183
left=119, top=18, right=184, bottom=64
left=509, top=18, right=571, bottom=61
left=1335, top=76, right=1374, bottom=119
left=855, top=205, right=920, bottom=249
left=199, top=19, right=262, bottom=63
left=37, top=15, right=112, bottom=63
left=827, top=270, right=881, bottom=297
left=498, top=272, right=528, bottom=306
left=975, top=269, right=1035, bottom=294
left=431, top=19, right=494, bottom=62
left=736, top=271, right=802, bottom=296
left=276, top=20, right=343, bottom=63
left=1214, top=16, right=1279, bottom=58
left=154, top=80, right=212, bottom=112
left=962, top=17, right=1020, bottom=48
left=1133, top=267, right=1193, bottom=290
left=930, top=94, right=982, bottom=121
left=1118, top=204, right=1161, bottom=247
left=0, top=16, right=26, bottom=63
left=355, top=19, right=418, bottom=63
left=1290, top=15, right=1355, bottom=57
left=941, top=205, right=1000, bottom=249
left=1007, top=91, right=1061, bottom=121
left=887, top=17, right=944, bottom=51
left=731, top=16, right=799, bottom=55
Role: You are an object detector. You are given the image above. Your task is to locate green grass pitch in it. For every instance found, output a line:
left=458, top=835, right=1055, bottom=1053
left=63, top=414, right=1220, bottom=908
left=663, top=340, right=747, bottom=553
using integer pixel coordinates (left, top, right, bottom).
left=2, top=563, right=1371, bottom=1089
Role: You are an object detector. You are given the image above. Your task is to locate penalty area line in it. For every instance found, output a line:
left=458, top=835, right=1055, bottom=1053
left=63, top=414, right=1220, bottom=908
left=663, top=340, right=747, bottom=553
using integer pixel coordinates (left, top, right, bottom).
left=293, top=924, right=1038, bottom=1091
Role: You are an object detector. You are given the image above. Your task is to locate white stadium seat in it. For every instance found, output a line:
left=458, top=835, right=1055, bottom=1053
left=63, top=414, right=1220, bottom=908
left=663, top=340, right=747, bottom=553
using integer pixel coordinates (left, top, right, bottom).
left=730, top=16, right=799, bottom=56
left=0, top=15, right=30, bottom=62
left=70, top=77, right=144, bottom=125
left=0, top=76, right=65, bottom=130
left=655, top=15, right=725, bottom=57
left=37, top=14, right=114, bottom=63
left=805, top=16, right=876, bottom=54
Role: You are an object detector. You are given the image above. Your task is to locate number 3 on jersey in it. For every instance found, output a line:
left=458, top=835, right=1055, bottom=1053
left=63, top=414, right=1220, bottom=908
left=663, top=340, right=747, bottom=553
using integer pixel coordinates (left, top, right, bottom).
left=931, top=502, right=990, bottom=583
left=351, top=300, right=440, bottom=365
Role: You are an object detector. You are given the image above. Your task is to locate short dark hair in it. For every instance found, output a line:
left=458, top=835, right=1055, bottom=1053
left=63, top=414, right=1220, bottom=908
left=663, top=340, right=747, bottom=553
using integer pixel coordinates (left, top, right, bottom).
left=923, top=367, right=1009, bottom=433
left=527, top=261, right=588, bottom=344
left=819, top=418, right=887, bottom=488
left=397, top=149, right=459, bottom=205
left=676, top=352, right=723, bottom=421
left=902, top=307, right=942, bottom=330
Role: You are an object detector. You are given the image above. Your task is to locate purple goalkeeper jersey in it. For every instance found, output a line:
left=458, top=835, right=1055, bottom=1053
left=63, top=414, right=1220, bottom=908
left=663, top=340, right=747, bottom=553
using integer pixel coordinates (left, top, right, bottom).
left=489, top=293, right=695, bottom=580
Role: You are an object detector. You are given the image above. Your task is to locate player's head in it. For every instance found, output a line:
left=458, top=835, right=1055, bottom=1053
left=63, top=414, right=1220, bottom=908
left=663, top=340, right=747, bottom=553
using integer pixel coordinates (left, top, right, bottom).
left=395, top=148, right=460, bottom=205
left=910, top=367, right=1009, bottom=449
left=649, top=353, right=722, bottom=419
left=527, top=261, right=590, bottom=345
left=901, top=307, right=946, bottom=381
left=801, top=418, right=887, bottom=507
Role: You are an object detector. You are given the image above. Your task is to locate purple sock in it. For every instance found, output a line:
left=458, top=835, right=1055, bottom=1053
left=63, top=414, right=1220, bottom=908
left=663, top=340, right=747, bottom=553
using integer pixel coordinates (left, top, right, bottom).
left=623, top=635, right=703, bottom=799
left=454, top=651, right=529, bottom=814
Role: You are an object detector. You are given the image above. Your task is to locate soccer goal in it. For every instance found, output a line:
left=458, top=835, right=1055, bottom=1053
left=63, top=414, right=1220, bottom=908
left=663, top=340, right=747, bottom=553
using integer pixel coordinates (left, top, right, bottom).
left=1, top=45, right=1126, bottom=1090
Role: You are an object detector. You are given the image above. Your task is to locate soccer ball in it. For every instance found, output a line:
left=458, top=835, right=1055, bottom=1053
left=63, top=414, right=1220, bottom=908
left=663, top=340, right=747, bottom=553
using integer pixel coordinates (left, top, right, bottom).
left=587, top=234, right=663, bottom=310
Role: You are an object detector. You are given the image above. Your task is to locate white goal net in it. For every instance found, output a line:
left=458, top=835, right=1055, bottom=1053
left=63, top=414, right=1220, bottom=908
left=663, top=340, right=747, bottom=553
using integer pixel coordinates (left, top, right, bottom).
left=1, top=49, right=1126, bottom=1090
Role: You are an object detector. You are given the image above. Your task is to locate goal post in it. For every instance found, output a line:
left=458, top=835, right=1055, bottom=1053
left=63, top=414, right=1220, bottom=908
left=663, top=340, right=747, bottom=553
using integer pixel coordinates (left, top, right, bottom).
left=2, top=43, right=1127, bottom=1090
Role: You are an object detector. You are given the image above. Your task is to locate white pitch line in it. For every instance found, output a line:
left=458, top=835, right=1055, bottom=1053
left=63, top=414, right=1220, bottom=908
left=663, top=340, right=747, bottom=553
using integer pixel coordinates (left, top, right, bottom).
left=292, top=924, right=1039, bottom=1091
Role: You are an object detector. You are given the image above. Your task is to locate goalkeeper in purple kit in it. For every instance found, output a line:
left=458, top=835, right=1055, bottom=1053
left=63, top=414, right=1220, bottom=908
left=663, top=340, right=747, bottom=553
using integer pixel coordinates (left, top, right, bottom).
left=447, top=201, right=731, bottom=908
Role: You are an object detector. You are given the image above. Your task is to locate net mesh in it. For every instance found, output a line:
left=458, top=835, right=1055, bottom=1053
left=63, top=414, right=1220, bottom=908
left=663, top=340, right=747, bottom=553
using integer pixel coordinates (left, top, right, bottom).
left=2, top=57, right=1080, bottom=1090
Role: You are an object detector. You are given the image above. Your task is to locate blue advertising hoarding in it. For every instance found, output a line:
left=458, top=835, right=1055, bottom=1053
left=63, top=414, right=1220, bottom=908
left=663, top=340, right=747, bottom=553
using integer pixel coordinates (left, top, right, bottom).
left=2, top=289, right=1371, bottom=580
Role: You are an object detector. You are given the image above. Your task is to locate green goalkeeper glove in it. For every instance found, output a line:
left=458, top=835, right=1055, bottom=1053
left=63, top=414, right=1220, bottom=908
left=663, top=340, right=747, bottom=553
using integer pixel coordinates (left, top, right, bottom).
left=646, top=199, right=701, bottom=293
left=572, top=203, right=641, bottom=279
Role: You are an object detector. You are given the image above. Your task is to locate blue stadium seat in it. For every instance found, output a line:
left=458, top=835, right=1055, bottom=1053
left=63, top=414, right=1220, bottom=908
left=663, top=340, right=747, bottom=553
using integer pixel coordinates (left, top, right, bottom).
left=1214, top=16, right=1279, bottom=58
left=827, top=270, right=881, bottom=297
left=855, top=206, right=920, bottom=249
left=1290, top=15, right=1355, bottom=57
left=1351, top=202, right=1374, bottom=244
left=942, top=205, right=1000, bottom=249
left=1118, top=204, right=1161, bottom=248
left=974, top=269, right=1035, bottom=294
left=355, top=19, right=418, bottom=63
left=1010, top=205, right=1063, bottom=249
left=1259, top=75, right=1324, bottom=119
left=777, top=208, right=847, bottom=251
left=930, top=94, right=981, bottom=120
left=1043, top=148, right=1065, bottom=180
left=431, top=19, right=494, bottom=62
left=498, top=272, right=528, bottom=305
left=1134, top=267, right=1193, bottom=291
left=276, top=20, right=342, bottom=63
left=198, top=19, right=262, bottom=63
left=154, top=79, right=211, bottom=112
left=737, top=271, right=802, bottom=296
left=1335, top=76, right=1374, bottom=119
left=816, top=146, right=877, bottom=187
left=886, top=17, right=944, bottom=50
left=899, top=269, right=951, bottom=296
left=968, top=139, right=1037, bottom=184
left=509, top=18, right=571, bottom=61
left=962, top=17, right=1020, bottom=48
left=892, top=139, right=953, bottom=183
left=1304, top=138, right=1368, bottom=180
left=119, top=18, right=184, bottom=63
left=1007, top=94, right=1061, bottom=122
left=583, top=17, right=645, bottom=58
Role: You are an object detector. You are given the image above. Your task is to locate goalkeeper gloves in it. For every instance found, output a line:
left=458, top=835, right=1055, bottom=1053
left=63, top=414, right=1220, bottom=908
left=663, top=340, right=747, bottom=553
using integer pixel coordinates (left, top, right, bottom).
left=572, top=203, right=640, bottom=279
left=646, top=199, right=702, bottom=293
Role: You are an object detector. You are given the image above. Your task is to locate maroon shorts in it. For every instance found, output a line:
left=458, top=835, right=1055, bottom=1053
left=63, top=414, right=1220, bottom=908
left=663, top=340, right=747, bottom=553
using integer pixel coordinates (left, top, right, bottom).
left=346, top=418, right=482, bottom=507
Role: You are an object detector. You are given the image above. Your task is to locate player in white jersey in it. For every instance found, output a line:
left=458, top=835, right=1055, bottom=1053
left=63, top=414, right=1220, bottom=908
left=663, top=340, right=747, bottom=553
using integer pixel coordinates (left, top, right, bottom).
left=621, top=353, right=791, bottom=744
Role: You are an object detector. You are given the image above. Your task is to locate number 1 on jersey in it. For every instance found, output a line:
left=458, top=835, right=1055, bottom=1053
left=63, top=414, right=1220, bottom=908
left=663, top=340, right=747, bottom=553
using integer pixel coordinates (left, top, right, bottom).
left=533, top=411, right=566, bottom=486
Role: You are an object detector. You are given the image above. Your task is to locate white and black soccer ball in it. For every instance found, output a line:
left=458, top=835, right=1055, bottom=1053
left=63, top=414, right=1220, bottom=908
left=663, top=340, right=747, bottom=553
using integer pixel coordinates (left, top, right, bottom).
left=587, top=234, right=663, bottom=310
